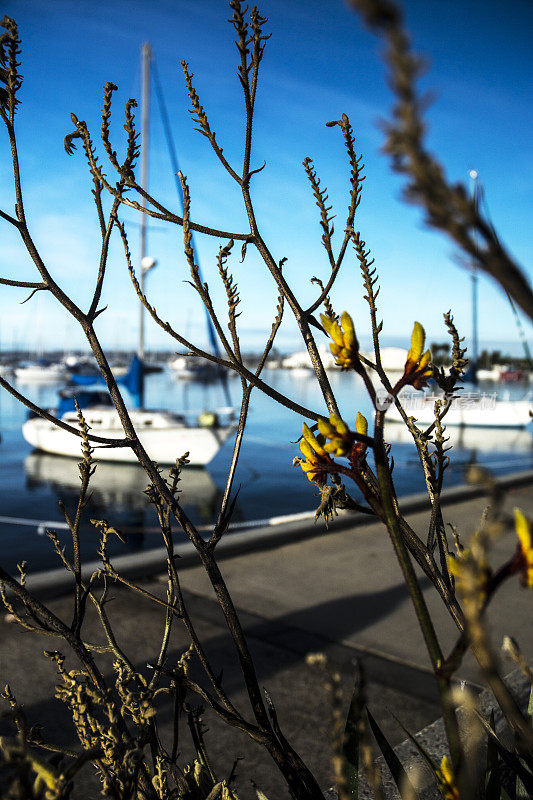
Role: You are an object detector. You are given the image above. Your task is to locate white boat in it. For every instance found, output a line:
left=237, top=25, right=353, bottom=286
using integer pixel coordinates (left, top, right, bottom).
left=169, top=354, right=227, bottom=382
left=384, top=418, right=533, bottom=452
left=361, top=347, right=408, bottom=384
left=15, top=360, right=67, bottom=383
left=282, top=343, right=337, bottom=370
left=22, top=389, right=235, bottom=466
left=476, top=366, right=504, bottom=382
left=385, top=390, right=532, bottom=429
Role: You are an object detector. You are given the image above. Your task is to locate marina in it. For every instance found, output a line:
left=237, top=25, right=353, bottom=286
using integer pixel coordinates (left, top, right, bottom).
left=0, top=365, right=531, bottom=575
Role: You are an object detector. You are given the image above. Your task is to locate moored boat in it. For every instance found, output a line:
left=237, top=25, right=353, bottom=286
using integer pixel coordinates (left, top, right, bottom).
left=385, top=390, right=532, bottom=429
left=15, top=359, right=67, bottom=383
left=22, top=388, right=236, bottom=466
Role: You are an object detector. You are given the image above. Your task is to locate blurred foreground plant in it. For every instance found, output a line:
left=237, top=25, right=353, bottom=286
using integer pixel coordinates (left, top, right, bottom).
left=1, top=1, right=533, bottom=799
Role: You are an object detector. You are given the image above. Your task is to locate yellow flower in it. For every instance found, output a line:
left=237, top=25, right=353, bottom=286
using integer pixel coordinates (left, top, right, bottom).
left=515, top=508, right=533, bottom=588
left=321, top=312, right=360, bottom=370
left=317, top=412, right=352, bottom=456
left=403, top=321, right=433, bottom=389
left=295, top=423, right=331, bottom=484
left=356, top=411, right=368, bottom=437
left=436, top=756, right=460, bottom=800
left=447, top=540, right=490, bottom=613
left=351, top=411, right=369, bottom=463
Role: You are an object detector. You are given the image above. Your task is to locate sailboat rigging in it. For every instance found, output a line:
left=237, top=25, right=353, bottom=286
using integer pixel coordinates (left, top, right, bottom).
left=21, top=43, right=237, bottom=466
left=151, top=51, right=232, bottom=404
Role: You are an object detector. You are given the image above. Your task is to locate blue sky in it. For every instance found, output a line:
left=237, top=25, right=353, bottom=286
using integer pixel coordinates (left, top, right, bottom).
left=1, top=0, right=532, bottom=356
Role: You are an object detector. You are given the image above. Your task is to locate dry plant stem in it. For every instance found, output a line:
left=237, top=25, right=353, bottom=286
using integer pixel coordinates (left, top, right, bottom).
left=147, top=579, right=176, bottom=693
left=69, top=109, right=250, bottom=241
left=61, top=484, right=88, bottom=635
left=88, top=194, right=121, bottom=321
left=181, top=59, right=242, bottom=184
left=372, top=410, right=465, bottom=782
left=356, top=233, right=456, bottom=584
left=349, top=0, right=533, bottom=322
left=335, top=447, right=463, bottom=627
left=169, top=525, right=320, bottom=794
left=3, top=133, right=305, bottom=789
left=305, top=116, right=365, bottom=315
left=179, top=173, right=241, bottom=368
left=211, top=383, right=253, bottom=547
left=247, top=217, right=340, bottom=416
left=212, top=283, right=282, bottom=539
left=0, top=208, right=20, bottom=226
left=0, top=276, right=46, bottom=289
left=373, top=338, right=455, bottom=594
left=176, top=537, right=326, bottom=798
left=404, top=416, right=451, bottom=588
left=185, top=4, right=340, bottom=416
left=0, top=566, right=106, bottom=693
left=364, top=469, right=463, bottom=629
left=0, top=373, right=132, bottom=446
left=214, top=300, right=287, bottom=523
left=152, top=518, right=241, bottom=716
left=118, top=214, right=325, bottom=422
left=177, top=676, right=272, bottom=746
left=121, top=509, right=326, bottom=800
left=48, top=533, right=137, bottom=671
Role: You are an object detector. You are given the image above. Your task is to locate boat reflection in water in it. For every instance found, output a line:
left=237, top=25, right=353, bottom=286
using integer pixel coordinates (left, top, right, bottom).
left=24, top=453, right=223, bottom=552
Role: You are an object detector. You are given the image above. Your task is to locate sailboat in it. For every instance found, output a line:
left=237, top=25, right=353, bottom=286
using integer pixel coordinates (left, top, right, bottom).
left=21, top=356, right=235, bottom=466
left=385, top=389, right=532, bottom=428
left=386, top=172, right=532, bottom=430
left=14, top=359, right=67, bottom=383
left=21, top=44, right=236, bottom=466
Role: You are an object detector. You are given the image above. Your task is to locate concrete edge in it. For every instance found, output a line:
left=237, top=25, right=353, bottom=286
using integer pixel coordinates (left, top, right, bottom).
left=12, top=468, right=533, bottom=600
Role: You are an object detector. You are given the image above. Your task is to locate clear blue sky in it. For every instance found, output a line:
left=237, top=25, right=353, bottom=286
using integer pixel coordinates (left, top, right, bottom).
left=1, top=0, right=532, bottom=356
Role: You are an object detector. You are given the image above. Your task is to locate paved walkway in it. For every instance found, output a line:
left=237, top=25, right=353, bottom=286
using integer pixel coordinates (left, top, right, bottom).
left=1, top=482, right=532, bottom=798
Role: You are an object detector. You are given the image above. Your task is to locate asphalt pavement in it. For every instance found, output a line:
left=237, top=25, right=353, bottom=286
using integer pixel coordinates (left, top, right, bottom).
left=1, top=478, right=532, bottom=799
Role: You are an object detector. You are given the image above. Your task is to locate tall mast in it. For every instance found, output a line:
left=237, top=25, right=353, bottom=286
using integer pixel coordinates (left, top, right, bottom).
left=138, top=42, right=151, bottom=362
left=469, top=169, right=479, bottom=380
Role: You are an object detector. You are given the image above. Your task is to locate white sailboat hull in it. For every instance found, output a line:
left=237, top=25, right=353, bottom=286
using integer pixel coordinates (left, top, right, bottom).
left=386, top=393, right=532, bottom=428
left=384, top=420, right=533, bottom=452
left=22, top=407, right=235, bottom=466
left=15, top=365, right=67, bottom=383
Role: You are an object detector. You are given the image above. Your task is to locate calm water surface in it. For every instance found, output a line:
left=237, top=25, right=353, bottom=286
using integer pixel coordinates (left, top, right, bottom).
left=1, top=369, right=531, bottom=573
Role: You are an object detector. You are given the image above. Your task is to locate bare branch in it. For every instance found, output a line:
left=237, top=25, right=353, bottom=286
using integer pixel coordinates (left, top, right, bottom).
left=87, top=196, right=120, bottom=321
left=0, top=207, right=19, bottom=226
left=181, top=60, right=241, bottom=184
left=349, top=0, right=533, bottom=321
left=0, top=277, right=47, bottom=289
left=116, top=212, right=324, bottom=420
left=0, top=373, right=134, bottom=447
left=303, top=156, right=335, bottom=269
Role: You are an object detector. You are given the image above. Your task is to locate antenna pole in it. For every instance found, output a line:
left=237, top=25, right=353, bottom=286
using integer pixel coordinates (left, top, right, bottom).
left=139, top=42, right=151, bottom=363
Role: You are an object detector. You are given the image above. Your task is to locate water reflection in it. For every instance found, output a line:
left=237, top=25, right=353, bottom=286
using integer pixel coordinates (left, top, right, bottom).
left=25, top=453, right=223, bottom=524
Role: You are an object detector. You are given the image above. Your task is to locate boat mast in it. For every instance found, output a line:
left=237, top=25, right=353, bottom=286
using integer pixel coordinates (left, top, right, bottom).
left=151, top=57, right=233, bottom=408
left=469, top=169, right=479, bottom=380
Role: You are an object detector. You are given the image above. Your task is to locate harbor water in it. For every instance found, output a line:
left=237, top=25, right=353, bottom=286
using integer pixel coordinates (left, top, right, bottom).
left=0, top=368, right=532, bottom=574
